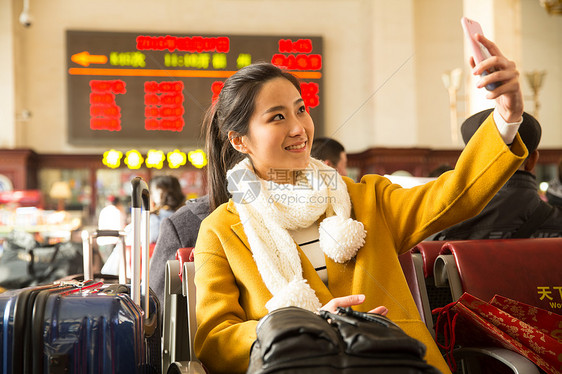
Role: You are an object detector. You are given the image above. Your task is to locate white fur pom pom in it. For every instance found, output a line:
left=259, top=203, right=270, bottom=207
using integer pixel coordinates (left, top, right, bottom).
left=319, top=215, right=366, bottom=263
left=265, top=278, right=322, bottom=312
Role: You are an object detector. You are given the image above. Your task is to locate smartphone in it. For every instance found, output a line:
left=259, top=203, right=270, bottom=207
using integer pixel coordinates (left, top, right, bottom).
left=461, top=17, right=501, bottom=91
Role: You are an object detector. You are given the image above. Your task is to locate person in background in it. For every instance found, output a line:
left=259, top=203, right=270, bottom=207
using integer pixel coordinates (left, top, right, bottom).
left=149, top=175, right=186, bottom=244
left=97, top=195, right=125, bottom=262
left=433, top=110, right=562, bottom=240
left=193, top=31, right=525, bottom=374
left=311, top=137, right=348, bottom=176
left=546, top=158, right=562, bottom=207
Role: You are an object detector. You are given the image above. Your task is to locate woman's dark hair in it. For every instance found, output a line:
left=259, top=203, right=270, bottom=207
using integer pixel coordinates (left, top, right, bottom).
left=150, top=175, right=186, bottom=213
left=205, top=62, right=301, bottom=210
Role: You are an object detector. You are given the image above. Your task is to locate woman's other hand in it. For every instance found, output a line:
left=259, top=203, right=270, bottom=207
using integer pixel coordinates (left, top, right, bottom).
left=470, top=34, right=523, bottom=123
left=321, top=294, right=388, bottom=315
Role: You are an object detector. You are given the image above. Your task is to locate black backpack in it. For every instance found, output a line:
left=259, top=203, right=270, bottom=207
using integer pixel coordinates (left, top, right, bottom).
left=247, top=306, right=441, bottom=374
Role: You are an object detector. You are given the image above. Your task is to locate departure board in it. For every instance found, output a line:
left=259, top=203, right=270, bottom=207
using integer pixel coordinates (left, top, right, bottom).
left=66, top=31, right=324, bottom=147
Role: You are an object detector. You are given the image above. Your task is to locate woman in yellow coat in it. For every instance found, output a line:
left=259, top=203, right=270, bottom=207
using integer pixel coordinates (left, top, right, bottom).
left=194, top=34, right=526, bottom=374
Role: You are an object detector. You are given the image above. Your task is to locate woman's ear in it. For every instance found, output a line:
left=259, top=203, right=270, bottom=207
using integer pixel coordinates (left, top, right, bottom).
left=228, top=131, right=247, bottom=154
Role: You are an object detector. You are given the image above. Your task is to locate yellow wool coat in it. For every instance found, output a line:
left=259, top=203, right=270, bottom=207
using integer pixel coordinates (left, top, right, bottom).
left=193, top=115, right=527, bottom=374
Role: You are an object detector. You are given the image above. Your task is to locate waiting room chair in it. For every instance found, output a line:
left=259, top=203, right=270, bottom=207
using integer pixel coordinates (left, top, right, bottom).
left=162, top=247, right=205, bottom=374
left=435, top=238, right=562, bottom=311
left=433, top=238, right=562, bottom=374
left=408, top=241, right=452, bottom=337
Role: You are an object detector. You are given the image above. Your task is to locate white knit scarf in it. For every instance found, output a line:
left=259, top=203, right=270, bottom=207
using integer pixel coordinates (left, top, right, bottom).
left=226, top=157, right=367, bottom=312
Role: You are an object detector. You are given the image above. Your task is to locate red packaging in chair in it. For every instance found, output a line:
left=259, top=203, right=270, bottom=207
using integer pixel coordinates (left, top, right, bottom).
left=434, top=292, right=562, bottom=374
left=490, top=294, right=562, bottom=342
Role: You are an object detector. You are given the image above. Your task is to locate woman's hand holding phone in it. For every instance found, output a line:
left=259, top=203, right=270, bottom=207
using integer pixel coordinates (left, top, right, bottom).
left=461, top=17, right=502, bottom=91
left=462, top=17, right=523, bottom=123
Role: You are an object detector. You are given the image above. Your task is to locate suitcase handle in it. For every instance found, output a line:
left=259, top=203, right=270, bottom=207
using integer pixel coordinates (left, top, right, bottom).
left=95, top=229, right=126, bottom=237
left=131, top=176, right=151, bottom=318
left=82, top=230, right=127, bottom=283
left=131, top=177, right=150, bottom=211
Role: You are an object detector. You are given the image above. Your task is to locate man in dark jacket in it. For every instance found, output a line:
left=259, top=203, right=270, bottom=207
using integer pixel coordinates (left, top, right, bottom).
left=546, top=159, right=562, bottom=207
left=433, top=109, right=562, bottom=240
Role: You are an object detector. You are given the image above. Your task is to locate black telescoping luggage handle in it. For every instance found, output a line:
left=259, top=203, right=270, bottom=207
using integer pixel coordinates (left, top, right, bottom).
left=95, top=230, right=126, bottom=237
left=131, top=177, right=150, bottom=211
left=131, top=176, right=151, bottom=319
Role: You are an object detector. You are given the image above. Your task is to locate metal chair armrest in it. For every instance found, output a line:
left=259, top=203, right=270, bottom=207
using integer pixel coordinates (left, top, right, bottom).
left=453, top=347, right=540, bottom=374
left=411, top=252, right=435, bottom=337
left=163, top=260, right=189, bottom=372
left=167, top=360, right=207, bottom=374
left=434, top=254, right=463, bottom=300
left=183, top=261, right=198, bottom=363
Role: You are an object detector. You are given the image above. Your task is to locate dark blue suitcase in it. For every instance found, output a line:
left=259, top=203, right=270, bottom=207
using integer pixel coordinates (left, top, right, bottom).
left=0, top=177, right=162, bottom=374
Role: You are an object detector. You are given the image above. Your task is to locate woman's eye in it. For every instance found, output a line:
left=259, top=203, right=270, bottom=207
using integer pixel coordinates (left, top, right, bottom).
left=272, top=113, right=285, bottom=121
left=298, top=105, right=306, bottom=113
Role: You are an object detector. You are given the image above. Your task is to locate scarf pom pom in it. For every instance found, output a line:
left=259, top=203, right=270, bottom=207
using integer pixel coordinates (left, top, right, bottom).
left=265, top=278, right=322, bottom=312
left=319, top=216, right=366, bottom=263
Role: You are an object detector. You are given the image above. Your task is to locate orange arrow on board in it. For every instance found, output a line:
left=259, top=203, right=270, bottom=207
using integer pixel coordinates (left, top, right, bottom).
left=71, top=51, right=108, bottom=67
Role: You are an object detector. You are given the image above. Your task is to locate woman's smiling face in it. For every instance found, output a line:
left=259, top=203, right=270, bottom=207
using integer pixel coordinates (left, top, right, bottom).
left=237, top=77, right=314, bottom=182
